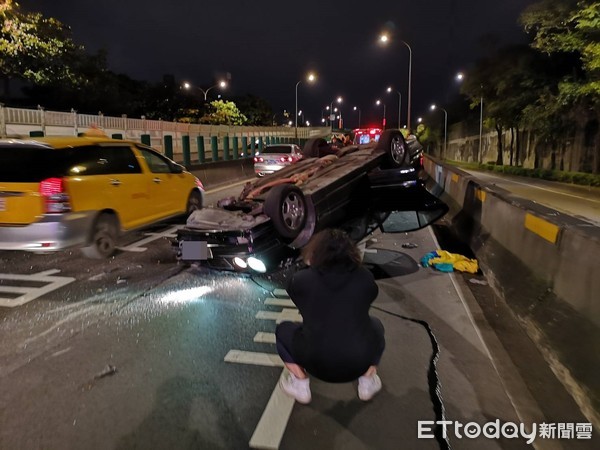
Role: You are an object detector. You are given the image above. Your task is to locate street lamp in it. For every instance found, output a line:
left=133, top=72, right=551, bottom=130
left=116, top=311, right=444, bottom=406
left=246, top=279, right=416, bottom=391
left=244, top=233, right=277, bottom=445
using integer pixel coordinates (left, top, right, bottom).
left=376, top=100, right=386, bottom=129
left=295, top=72, right=316, bottom=140
left=387, top=86, right=402, bottom=129
left=329, top=96, right=343, bottom=129
left=380, top=34, right=413, bottom=132
left=456, top=72, right=483, bottom=164
left=183, top=80, right=227, bottom=101
left=430, top=104, right=448, bottom=158
left=353, top=106, right=361, bottom=128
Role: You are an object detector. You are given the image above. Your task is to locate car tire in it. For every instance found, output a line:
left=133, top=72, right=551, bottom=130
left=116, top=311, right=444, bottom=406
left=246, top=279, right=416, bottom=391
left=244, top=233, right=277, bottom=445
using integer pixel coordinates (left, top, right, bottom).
left=264, top=184, right=307, bottom=239
left=377, top=130, right=408, bottom=168
left=302, top=138, right=326, bottom=158
left=186, top=190, right=203, bottom=215
left=81, top=213, right=118, bottom=259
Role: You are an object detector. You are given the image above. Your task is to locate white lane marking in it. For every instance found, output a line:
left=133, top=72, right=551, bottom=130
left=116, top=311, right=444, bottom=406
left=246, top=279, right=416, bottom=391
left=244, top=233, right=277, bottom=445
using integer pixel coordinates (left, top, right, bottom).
left=224, top=350, right=284, bottom=367
left=118, top=225, right=181, bottom=252
left=222, top=290, right=300, bottom=449
left=254, top=332, right=276, bottom=344
left=249, top=370, right=295, bottom=450
left=256, top=309, right=303, bottom=323
left=264, top=298, right=295, bottom=308
left=272, top=288, right=289, bottom=298
left=0, top=270, right=76, bottom=308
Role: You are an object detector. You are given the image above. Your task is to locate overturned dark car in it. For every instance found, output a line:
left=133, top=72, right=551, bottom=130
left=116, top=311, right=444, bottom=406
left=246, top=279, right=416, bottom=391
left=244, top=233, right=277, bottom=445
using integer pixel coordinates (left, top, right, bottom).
left=174, top=129, right=447, bottom=273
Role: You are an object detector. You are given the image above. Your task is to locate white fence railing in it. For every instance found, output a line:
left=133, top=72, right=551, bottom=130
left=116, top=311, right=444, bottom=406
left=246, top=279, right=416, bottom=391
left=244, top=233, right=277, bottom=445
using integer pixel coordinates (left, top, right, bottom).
left=0, top=105, right=329, bottom=163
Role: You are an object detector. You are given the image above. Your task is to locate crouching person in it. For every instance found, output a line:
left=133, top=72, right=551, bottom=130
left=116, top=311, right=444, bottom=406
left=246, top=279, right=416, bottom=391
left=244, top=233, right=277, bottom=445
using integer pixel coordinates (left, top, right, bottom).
left=275, top=228, right=385, bottom=404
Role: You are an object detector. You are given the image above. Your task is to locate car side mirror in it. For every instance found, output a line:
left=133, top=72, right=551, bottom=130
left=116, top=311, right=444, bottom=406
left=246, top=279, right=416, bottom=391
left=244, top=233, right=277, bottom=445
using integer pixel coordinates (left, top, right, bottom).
left=171, top=164, right=185, bottom=174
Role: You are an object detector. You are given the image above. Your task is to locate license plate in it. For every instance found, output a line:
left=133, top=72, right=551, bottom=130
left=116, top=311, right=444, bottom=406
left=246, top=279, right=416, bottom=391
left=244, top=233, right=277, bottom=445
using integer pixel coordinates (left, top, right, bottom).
left=180, top=240, right=210, bottom=260
left=0, top=198, right=5, bottom=212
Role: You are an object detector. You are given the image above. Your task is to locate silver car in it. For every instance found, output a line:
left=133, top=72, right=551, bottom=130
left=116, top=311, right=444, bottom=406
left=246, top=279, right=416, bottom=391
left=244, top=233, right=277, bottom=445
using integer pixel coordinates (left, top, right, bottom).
left=253, top=144, right=303, bottom=177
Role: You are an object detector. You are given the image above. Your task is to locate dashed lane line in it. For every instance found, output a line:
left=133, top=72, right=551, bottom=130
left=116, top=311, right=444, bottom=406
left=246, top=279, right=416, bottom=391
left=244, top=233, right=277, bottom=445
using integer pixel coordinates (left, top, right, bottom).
left=256, top=309, right=302, bottom=324
left=117, top=225, right=180, bottom=252
left=264, top=298, right=295, bottom=308
left=254, top=332, right=276, bottom=344
left=249, top=371, right=295, bottom=450
left=224, top=291, right=300, bottom=449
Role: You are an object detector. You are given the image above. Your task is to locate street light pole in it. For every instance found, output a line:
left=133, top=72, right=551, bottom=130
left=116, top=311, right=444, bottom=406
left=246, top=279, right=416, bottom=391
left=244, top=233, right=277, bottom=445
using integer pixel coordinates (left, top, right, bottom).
left=353, top=106, right=361, bottom=128
left=430, top=104, right=448, bottom=158
left=329, top=96, right=342, bottom=129
left=379, top=35, right=413, bottom=132
left=376, top=100, right=386, bottom=129
left=295, top=73, right=316, bottom=141
left=183, top=80, right=227, bottom=101
left=387, top=87, right=402, bottom=129
left=401, top=40, right=413, bottom=133
left=295, top=80, right=301, bottom=141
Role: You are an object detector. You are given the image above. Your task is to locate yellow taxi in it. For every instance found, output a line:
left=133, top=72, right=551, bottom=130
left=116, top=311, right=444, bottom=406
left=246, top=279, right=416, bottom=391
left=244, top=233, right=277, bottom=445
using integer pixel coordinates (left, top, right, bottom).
left=0, top=134, right=204, bottom=258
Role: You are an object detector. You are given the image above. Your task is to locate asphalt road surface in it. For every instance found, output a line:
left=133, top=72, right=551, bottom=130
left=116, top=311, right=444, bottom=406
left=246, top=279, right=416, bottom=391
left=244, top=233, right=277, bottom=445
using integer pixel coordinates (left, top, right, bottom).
left=459, top=169, right=600, bottom=226
left=0, top=179, right=597, bottom=450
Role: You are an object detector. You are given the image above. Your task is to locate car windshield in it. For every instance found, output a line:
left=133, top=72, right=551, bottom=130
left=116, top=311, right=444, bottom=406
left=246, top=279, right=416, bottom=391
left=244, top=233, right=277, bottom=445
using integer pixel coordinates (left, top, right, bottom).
left=262, top=146, right=292, bottom=154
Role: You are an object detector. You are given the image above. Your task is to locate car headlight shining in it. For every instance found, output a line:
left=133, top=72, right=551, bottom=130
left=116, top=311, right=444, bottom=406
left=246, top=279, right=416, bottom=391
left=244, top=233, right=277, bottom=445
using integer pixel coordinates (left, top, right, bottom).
left=233, top=257, right=248, bottom=269
left=247, top=257, right=267, bottom=273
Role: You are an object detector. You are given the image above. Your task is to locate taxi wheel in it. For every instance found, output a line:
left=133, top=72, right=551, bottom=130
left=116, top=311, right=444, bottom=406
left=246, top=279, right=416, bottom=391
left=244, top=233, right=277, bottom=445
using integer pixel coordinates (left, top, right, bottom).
left=377, top=129, right=407, bottom=168
left=186, top=190, right=203, bottom=215
left=264, top=184, right=307, bottom=239
left=81, top=213, right=118, bottom=259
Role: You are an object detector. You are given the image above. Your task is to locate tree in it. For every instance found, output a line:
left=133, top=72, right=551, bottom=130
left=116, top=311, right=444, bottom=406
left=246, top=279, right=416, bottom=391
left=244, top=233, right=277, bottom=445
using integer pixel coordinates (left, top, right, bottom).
left=200, top=100, right=248, bottom=125
left=0, top=0, right=83, bottom=97
left=233, top=95, right=274, bottom=126
left=521, top=0, right=600, bottom=112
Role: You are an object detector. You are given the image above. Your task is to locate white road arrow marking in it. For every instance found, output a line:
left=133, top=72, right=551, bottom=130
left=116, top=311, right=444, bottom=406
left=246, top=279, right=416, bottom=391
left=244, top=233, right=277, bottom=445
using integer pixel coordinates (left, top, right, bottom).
left=0, top=270, right=76, bottom=307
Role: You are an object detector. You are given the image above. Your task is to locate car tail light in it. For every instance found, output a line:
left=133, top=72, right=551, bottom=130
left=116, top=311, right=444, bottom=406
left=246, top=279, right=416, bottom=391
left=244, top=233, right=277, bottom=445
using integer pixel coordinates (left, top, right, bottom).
left=39, top=177, right=71, bottom=213
left=254, top=156, right=264, bottom=163
left=280, top=156, right=292, bottom=163
left=194, top=177, right=205, bottom=190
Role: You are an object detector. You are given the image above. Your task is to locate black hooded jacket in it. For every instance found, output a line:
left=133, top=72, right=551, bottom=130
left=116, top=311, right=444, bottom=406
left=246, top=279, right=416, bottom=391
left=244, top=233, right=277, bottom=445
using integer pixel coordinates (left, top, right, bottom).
left=288, top=265, right=385, bottom=382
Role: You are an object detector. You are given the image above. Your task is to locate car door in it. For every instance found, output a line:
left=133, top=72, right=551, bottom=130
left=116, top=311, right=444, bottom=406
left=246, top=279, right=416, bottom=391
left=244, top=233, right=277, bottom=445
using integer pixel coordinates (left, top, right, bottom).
left=134, top=146, right=187, bottom=220
left=368, top=181, right=449, bottom=234
left=66, top=144, right=148, bottom=230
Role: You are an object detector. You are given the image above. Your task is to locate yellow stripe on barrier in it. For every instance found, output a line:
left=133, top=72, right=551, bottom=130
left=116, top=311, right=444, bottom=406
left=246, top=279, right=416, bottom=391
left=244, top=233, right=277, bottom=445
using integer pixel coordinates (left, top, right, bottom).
left=524, top=213, right=560, bottom=244
left=476, top=189, right=486, bottom=202
left=451, top=174, right=459, bottom=183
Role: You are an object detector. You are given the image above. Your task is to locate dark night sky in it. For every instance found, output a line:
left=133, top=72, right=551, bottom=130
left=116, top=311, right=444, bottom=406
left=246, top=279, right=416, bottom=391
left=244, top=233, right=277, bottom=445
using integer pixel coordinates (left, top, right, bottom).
left=21, top=0, right=537, bottom=127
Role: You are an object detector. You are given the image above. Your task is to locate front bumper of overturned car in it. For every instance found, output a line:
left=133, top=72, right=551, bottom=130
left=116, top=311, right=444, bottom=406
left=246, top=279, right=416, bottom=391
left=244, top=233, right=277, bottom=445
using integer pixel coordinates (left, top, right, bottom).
left=173, top=208, right=297, bottom=272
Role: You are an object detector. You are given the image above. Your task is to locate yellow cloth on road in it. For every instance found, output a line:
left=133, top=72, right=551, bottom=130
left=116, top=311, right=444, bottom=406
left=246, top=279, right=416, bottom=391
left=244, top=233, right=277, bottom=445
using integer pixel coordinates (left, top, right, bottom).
left=428, top=250, right=479, bottom=273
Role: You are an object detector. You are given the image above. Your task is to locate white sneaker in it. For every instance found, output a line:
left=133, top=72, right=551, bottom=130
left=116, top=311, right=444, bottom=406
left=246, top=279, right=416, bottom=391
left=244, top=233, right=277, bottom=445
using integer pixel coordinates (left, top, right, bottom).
left=280, top=372, right=311, bottom=404
left=358, top=374, right=382, bottom=401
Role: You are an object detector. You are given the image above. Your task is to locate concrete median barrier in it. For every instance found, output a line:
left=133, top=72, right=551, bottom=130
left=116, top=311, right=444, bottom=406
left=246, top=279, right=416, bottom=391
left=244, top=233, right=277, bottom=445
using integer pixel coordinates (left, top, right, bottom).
left=424, top=156, right=600, bottom=427
left=188, top=157, right=255, bottom=189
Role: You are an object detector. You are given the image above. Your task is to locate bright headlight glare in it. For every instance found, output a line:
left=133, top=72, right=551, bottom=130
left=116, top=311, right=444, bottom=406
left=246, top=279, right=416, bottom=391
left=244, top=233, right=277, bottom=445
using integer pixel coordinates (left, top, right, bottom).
left=247, top=256, right=267, bottom=273
left=233, top=257, right=247, bottom=268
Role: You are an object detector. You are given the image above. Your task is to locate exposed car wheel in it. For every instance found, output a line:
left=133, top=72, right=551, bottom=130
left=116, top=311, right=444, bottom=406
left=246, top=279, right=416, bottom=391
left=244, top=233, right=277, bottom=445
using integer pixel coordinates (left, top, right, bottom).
left=264, top=184, right=307, bottom=239
left=377, top=130, right=408, bottom=168
left=81, top=213, right=118, bottom=259
left=186, top=190, right=203, bottom=215
left=302, top=138, right=327, bottom=158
